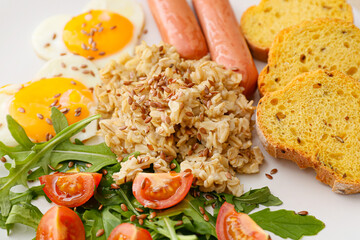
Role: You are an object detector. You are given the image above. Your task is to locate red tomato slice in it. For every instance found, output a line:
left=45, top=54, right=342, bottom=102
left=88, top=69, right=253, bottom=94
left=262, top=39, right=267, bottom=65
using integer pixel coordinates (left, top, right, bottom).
left=132, top=171, right=193, bottom=209
left=108, top=223, right=152, bottom=240
left=39, top=172, right=102, bottom=207
left=216, top=202, right=269, bottom=240
left=36, top=205, right=85, bottom=240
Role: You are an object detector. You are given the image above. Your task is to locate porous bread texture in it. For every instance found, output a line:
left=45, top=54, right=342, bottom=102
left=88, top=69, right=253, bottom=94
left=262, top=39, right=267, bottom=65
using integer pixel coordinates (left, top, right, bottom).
left=258, top=18, right=360, bottom=95
left=256, top=70, right=360, bottom=194
left=240, top=0, right=353, bottom=61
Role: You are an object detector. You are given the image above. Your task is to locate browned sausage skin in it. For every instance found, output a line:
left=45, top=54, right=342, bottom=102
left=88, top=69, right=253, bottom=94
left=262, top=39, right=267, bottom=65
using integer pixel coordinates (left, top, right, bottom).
left=192, top=0, right=258, bottom=98
left=147, top=0, right=208, bottom=60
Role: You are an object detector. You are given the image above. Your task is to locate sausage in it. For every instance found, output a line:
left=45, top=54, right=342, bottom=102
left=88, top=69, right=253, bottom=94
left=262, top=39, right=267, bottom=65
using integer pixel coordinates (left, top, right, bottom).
left=192, top=0, right=258, bottom=97
left=147, top=0, right=208, bottom=60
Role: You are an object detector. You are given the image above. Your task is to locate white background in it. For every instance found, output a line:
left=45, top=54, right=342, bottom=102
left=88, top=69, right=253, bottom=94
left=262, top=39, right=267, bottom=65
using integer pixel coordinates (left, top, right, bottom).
left=0, top=0, right=360, bottom=239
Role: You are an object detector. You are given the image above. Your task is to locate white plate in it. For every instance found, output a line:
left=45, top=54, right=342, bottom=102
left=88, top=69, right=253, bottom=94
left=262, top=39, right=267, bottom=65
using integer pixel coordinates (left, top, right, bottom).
left=0, top=0, right=359, bottom=239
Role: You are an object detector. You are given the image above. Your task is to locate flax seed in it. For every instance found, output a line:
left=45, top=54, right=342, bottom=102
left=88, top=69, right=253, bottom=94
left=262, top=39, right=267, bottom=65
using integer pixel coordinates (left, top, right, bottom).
left=121, top=204, right=128, bottom=212
left=135, top=207, right=144, bottom=213
left=44, top=43, right=50, bottom=48
left=101, top=169, right=108, bottom=175
left=99, top=51, right=106, bottom=56
left=225, top=172, right=232, bottom=179
left=87, top=56, right=94, bottom=60
left=1, top=157, right=6, bottom=163
left=199, top=206, right=205, bottom=215
left=61, top=62, right=66, bottom=68
left=98, top=204, right=103, bottom=211
left=130, top=215, right=136, bottom=222
left=175, top=220, right=183, bottom=226
left=86, top=163, right=92, bottom=168
left=137, top=214, right=147, bottom=220
left=37, top=113, right=44, bottom=119
left=110, top=25, right=117, bottom=30
left=48, top=164, right=56, bottom=171
left=185, top=111, right=193, bottom=117
left=50, top=99, right=58, bottom=107
left=111, top=183, right=120, bottom=189
left=68, top=161, right=74, bottom=168
left=71, top=81, right=76, bottom=85
left=265, top=173, right=273, bottom=180
left=96, top=229, right=104, bottom=237
left=199, top=128, right=207, bottom=134
left=46, top=133, right=53, bottom=141
left=170, top=163, right=176, bottom=169
left=270, top=168, right=278, bottom=175
left=60, top=108, right=70, bottom=114
left=147, top=144, right=154, bottom=151
left=149, top=212, right=157, bottom=219
left=18, top=107, right=25, bottom=113
left=54, top=93, right=61, bottom=98
left=298, top=211, right=308, bottom=216
left=203, top=214, right=209, bottom=222
left=46, top=118, right=53, bottom=125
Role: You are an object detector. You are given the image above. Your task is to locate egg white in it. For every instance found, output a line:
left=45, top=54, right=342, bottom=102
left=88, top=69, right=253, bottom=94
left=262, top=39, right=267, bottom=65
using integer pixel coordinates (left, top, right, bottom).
left=32, top=0, right=145, bottom=68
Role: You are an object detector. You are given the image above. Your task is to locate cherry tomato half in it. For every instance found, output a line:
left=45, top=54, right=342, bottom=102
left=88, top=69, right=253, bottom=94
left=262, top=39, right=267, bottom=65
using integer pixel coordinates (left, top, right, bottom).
left=39, top=172, right=102, bottom=207
left=108, top=223, right=152, bottom=240
left=132, top=171, right=193, bottom=209
left=36, top=205, right=85, bottom=240
left=216, top=202, right=269, bottom=240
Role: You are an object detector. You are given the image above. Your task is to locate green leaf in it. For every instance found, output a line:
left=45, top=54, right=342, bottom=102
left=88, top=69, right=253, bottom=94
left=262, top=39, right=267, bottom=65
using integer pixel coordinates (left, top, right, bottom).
left=170, top=160, right=181, bottom=173
left=250, top=208, right=325, bottom=240
left=261, top=194, right=283, bottom=207
left=51, top=107, right=69, bottom=133
left=9, top=185, right=45, bottom=205
left=5, top=203, right=43, bottom=229
left=82, top=209, right=106, bottom=240
left=101, top=206, right=123, bottom=238
left=49, top=142, right=117, bottom=172
left=0, top=113, right=100, bottom=216
left=6, top=115, right=34, bottom=149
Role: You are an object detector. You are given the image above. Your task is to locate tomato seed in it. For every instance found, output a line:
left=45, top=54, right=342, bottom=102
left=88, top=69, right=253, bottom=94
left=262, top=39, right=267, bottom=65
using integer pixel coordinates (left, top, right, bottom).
left=120, top=204, right=128, bottom=212
left=298, top=211, right=309, bottom=216
left=96, top=229, right=104, bottom=237
left=270, top=168, right=278, bottom=175
left=265, top=173, right=273, bottom=180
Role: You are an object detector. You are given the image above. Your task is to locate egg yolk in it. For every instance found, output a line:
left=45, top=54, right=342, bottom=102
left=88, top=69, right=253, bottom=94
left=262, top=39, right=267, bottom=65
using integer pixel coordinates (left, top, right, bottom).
left=9, top=77, right=95, bottom=143
left=63, top=10, right=134, bottom=60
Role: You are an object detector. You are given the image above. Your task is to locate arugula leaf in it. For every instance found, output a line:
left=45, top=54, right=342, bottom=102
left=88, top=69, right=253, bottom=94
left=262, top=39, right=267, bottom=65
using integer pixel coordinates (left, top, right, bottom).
left=9, top=185, right=45, bottom=205
left=82, top=209, right=106, bottom=240
left=5, top=203, right=43, bottom=229
left=250, top=208, right=325, bottom=240
left=0, top=108, right=100, bottom=216
left=6, top=115, right=34, bottom=149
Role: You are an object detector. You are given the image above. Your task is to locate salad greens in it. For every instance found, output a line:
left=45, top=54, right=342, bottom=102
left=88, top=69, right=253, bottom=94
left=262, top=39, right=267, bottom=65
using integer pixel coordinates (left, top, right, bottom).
left=0, top=109, right=325, bottom=240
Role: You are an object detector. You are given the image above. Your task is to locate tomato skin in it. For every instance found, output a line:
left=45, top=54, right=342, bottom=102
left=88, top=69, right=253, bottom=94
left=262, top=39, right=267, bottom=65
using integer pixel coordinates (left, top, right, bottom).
left=132, top=172, right=193, bottom=209
left=39, top=172, right=102, bottom=207
left=36, top=206, right=85, bottom=240
left=108, top=223, right=152, bottom=240
left=216, top=202, right=269, bottom=240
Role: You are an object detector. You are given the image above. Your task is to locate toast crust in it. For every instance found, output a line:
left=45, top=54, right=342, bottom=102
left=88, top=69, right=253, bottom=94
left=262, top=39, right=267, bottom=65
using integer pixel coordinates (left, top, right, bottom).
left=256, top=70, right=360, bottom=194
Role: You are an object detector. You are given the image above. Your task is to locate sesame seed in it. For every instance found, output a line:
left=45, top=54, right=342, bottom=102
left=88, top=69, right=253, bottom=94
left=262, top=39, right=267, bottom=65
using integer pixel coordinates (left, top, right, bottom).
left=225, top=172, right=232, bottom=179
left=81, top=29, right=89, bottom=36
left=37, top=113, right=44, bottom=119
left=18, top=107, right=25, bottom=113
left=185, top=112, right=194, bottom=117
left=96, top=229, right=104, bottom=237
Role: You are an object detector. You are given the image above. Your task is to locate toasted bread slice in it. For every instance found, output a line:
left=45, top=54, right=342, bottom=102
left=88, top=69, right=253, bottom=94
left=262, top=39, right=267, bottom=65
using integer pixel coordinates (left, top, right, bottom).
left=257, top=70, right=360, bottom=194
left=240, top=0, right=353, bottom=61
left=258, top=18, right=360, bottom=95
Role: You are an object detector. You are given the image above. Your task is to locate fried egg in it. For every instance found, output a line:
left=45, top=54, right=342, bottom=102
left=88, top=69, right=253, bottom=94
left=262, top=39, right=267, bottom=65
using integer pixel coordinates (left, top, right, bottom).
left=32, top=0, right=145, bottom=68
left=0, top=55, right=100, bottom=146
